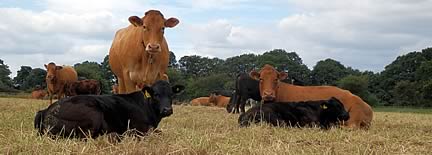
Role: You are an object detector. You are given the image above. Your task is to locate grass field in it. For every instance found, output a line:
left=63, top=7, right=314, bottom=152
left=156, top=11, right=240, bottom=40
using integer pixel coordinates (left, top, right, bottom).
left=1, top=98, right=432, bottom=154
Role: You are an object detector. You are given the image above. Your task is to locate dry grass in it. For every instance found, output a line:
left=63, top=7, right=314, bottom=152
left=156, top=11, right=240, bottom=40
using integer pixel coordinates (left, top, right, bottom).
left=1, top=98, right=432, bottom=154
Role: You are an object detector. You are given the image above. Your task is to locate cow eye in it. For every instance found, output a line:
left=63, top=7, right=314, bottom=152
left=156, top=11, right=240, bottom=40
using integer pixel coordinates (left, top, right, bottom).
left=143, top=25, right=147, bottom=30
left=161, top=27, right=165, bottom=33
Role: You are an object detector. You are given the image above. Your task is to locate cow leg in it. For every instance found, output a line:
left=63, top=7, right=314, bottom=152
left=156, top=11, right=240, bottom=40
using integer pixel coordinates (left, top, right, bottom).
left=49, top=92, right=53, bottom=104
left=239, top=97, right=247, bottom=113
left=234, top=96, right=241, bottom=113
left=121, top=71, right=137, bottom=93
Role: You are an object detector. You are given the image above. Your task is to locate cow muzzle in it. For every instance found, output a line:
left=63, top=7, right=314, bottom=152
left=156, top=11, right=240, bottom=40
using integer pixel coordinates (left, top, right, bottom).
left=146, top=43, right=161, bottom=53
left=339, top=112, right=350, bottom=121
left=160, top=107, right=173, bottom=117
left=262, top=90, right=275, bottom=101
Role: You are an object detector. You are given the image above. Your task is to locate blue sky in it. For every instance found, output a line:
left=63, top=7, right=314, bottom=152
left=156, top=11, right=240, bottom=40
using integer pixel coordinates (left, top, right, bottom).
left=1, top=0, right=431, bottom=77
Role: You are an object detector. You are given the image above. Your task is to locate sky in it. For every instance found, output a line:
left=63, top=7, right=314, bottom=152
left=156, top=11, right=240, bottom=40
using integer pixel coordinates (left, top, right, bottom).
left=1, top=0, right=431, bottom=78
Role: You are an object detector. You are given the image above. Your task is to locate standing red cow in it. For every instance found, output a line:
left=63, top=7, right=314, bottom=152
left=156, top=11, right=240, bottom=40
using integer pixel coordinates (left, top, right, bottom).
left=45, top=62, right=78, bottom=104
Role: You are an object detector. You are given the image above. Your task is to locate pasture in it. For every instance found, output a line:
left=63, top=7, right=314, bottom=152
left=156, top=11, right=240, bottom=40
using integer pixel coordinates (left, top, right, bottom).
left=1, top=98, right=432, bottom=154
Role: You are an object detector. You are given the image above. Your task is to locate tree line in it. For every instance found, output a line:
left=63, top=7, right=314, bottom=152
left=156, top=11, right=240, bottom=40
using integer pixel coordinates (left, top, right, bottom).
left=1, top=48, right=431, bottom=107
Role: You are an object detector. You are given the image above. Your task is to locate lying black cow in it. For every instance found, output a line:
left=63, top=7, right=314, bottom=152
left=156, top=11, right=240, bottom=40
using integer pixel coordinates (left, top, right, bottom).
left=226, top=73, right=261, bottom=114
left=34, top=80, right=185, bottom=139
left=238, top=97, right=350, bottom=129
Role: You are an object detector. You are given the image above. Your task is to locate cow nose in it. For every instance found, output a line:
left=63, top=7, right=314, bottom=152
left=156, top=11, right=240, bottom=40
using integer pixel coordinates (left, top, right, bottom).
left=340, top=112, right=350, bottom=121
left=263, top=91, right=275, bottom=101
left=146, top=43, right=160, bottom=51
left=161, top=107, right=173, bottom=116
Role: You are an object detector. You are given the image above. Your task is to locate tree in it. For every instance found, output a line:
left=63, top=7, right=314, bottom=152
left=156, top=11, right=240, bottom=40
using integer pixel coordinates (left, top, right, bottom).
left=13, top=66, right=32, bottom=89
left=376, top=48, right=432, bottom=105
left=0, top=59, right=13, bottom=91
left=311, top=58, right=349, bottom=85
left=21, top=68, right=47, bottom=91
left=169, top=51, right=178, bottom=68
left=101, top=55, right=115, bottom=84
left=391, top=81, right=421, bottom=106
left=337, top=75, right=378, bottom=106
left=221, top=53, right=258, bottom=77
left=256, top=49, right=311, bottom=85
left=179, top=55, right=223, bottom=78
left=74, top=61, right=111, bottom=94
left=184, top=73, right=232, bottom=100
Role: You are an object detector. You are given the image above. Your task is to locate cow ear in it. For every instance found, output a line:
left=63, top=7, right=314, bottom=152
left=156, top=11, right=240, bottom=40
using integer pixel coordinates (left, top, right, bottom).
left=172, top=85, right=185, bottom=94
left=129, top=16, right=143, bottom=27
left=165, top=17, right=179, bottom=28
left=44, top=64, right=48, bottom=69
left=249, top=71, right=260, bottom=80
left=56, top=66, right=63, bottom=70
left=278, top=72, right=288, bottom=80
left=161, top=74, right=170, bottom=82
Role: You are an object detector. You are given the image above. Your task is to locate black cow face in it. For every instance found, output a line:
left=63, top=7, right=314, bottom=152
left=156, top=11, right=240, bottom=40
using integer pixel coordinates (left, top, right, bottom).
left=320, top=97, right=350, bottom=128
left=143, top=81, right=185, bottom=117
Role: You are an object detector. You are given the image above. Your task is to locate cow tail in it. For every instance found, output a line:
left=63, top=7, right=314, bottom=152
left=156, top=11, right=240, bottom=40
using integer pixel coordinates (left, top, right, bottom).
left=34, top=110, right=45, bottom=135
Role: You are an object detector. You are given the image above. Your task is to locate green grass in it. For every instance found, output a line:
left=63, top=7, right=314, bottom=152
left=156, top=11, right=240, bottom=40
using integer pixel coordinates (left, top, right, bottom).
left=1, top=98, right=432, bottom=154
left=373, top=106, right=432, bottom=114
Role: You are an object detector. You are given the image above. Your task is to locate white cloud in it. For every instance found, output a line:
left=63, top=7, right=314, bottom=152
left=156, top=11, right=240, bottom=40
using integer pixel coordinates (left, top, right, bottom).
left=2, top=0, right=432, bottom=78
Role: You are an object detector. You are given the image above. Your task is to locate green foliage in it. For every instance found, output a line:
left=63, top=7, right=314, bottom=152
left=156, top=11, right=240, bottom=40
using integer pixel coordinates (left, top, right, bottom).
left=257, top=49, right=311, bottom=85
left=13, top=66, right=32, bottom=88
left=169, top=51, right=178, bottom=68
left=221, top=53, right=258, bottom=77
left=179, top=55, right=223, bottom=78
left=311, top=58, right=349, bottom=85
left=184, top=73, right=232, bottom=100
left=337, top=75, right=378, bottom=106
left=391, top=81, right=422, bottom=106
left=0, top=59, right=13, bottom=92
left=74, top=61, right=110, bottom=94
left=21, top=68, right=47, bottom=91
left=100, top=55, right=115, bottom=84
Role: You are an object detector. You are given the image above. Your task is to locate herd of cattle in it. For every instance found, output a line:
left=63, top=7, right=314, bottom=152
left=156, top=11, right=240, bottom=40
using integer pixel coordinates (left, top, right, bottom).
left=31, top=10, right=373, bottom=141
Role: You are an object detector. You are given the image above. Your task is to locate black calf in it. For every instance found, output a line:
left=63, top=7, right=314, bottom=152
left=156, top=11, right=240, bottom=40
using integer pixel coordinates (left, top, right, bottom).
left=238, top=97, right=349, bottom=129
left=34, top=80, right=185, bottom=139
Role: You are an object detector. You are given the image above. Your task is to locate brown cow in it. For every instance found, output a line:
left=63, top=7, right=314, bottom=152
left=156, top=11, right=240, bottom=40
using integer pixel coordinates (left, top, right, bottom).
left=209, top=94, right=231, bottom=108
left=31, top=86, right=47, bottom=99
left=250, top=64, right=373, bottom=129
left=109, top=10, right=179, bottom=94
left=65, top=79, right=101, bottom=96
left=45, top=62, right=78, bottom=104
left=190, top=97, right=212, bottom=106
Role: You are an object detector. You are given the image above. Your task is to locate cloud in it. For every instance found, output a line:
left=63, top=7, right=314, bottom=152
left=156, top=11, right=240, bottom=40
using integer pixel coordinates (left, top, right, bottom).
left=2, top=0, right=432, bottom=78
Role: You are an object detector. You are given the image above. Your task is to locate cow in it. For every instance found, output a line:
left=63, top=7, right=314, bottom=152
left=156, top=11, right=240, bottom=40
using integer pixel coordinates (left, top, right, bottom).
left=238, top=97, right=350, bottom=129
left=31, top=86, right=47, bottom=100
left=209, top=93, right=230, bottom=108
left=211, top=90, right=232, bottom=97
left=65, top=79, right=101, bottom=96
left=190, top=97, right=212, bottom=106
left=226, top=73, right=262, bottom=114
left=45, top=62, right=78, bottom=104
left=250, top=64, right=373, bottom=129
left=34, top=80, right=185, bottom=139
left=109, top=10, right=179, bottom=94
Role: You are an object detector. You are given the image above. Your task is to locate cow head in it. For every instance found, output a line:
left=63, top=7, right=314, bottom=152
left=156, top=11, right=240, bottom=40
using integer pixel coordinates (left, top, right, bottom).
left=319, top=97, right=350, bottom=129
left=250, top=64, right=287, bottom=102
left=208, top=93, right=218, bottom=105
left=142, top=80, right=185, bottom=117
left=44, top=62, right=63, bottom=83
left=128, top=10, right=179, bottom=54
